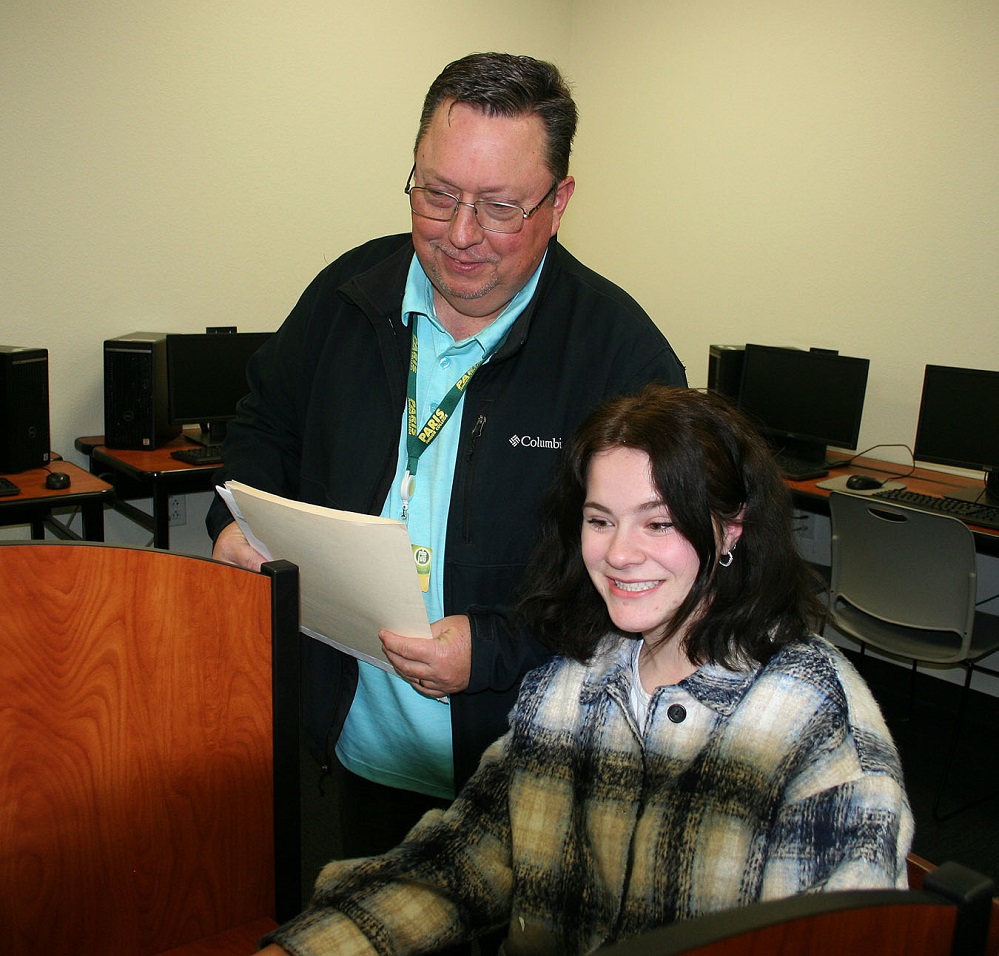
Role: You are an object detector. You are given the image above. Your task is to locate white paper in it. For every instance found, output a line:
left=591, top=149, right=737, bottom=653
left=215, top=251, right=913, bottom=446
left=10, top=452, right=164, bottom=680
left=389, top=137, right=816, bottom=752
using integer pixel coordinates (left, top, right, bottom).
left=219, top=481, right=432, bottom=671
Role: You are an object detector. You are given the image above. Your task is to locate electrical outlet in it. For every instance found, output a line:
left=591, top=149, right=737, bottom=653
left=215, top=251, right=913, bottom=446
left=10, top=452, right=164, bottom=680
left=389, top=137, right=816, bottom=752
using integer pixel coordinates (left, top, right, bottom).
left=168, top=496, right=186, bottom=527
left=794, top=511, right=814, bottom=541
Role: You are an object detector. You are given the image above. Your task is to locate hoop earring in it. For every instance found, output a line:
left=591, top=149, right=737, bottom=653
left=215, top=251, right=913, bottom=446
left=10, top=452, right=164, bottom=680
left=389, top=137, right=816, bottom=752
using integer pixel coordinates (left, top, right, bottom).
left=718, top=549, right=734, bottom=568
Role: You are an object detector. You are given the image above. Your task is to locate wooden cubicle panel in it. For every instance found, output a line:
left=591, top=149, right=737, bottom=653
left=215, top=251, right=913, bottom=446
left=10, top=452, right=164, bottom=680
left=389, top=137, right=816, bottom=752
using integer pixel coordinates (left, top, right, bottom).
left=909, top=854, right=999, bottom=956
left=600, top=860, right=994, bottom=956
left=0, top=543, right=279, bottom=955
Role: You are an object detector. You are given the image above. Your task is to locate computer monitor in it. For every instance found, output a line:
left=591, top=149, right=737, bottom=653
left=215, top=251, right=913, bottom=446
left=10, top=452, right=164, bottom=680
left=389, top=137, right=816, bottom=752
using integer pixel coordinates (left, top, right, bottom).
left=737, top=344, right=871, bottom=466
left=166, top=332, right=271, bottom=445
left=913, top=364, right=999, bottom=506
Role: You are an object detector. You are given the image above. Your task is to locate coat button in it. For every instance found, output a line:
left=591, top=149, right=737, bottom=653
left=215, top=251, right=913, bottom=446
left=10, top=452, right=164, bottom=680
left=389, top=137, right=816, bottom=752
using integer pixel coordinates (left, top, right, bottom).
left=667, top=704, right=687, bottom=723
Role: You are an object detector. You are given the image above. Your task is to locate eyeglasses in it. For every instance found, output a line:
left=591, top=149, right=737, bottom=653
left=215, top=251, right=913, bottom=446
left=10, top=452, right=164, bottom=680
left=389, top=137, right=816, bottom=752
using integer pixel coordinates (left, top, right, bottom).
left=404, top=165, right=558, bottom=234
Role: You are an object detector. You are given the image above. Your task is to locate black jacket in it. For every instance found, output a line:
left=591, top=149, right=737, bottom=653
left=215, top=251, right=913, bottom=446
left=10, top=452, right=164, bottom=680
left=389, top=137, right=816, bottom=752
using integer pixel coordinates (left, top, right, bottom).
left=207, top=233, right=686, bottom=787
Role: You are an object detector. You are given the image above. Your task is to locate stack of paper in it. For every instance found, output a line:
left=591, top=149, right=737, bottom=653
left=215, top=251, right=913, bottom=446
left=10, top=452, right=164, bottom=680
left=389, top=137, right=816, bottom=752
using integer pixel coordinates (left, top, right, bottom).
left=219, top=481, right=431, bottom=671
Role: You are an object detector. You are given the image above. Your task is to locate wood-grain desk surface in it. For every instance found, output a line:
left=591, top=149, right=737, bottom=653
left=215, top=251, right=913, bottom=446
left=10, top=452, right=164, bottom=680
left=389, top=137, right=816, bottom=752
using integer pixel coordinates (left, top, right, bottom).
left=77, top=431, right=219, bottom=480
left=0, top=458, right=113, bottom=540
left=788, top=452, right=999, bottom=547
left=0, top=459, right=112, bottom=503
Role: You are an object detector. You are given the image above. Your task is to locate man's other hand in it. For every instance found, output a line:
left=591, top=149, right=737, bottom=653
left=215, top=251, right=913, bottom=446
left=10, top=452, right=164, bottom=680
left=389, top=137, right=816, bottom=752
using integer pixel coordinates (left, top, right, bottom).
left=212, top=521, right=268, bottom=571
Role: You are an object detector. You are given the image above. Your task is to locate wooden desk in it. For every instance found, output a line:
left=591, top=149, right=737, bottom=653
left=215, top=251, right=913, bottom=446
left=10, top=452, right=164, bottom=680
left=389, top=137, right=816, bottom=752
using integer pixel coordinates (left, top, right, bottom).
left=0, top=459, right=113, bottom=540
left=75, top=432, right=219, bottom=549
left=788, top=453, right=999, bottom=558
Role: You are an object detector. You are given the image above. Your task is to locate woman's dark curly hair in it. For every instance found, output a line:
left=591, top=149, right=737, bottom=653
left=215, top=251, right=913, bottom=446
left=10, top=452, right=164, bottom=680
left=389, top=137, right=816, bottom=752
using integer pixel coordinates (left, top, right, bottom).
left=517, top=385, right=824, bottom=668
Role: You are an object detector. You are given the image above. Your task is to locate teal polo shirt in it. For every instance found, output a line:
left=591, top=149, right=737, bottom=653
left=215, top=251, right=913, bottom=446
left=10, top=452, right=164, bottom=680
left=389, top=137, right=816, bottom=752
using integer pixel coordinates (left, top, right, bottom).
left=335, top=252, right=545, bottom=798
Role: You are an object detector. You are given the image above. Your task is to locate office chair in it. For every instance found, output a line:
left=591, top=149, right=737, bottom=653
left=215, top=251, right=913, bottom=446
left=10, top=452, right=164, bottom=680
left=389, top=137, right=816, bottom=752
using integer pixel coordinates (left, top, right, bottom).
left=598, top=862, right=995, bottom=956
left=824, top=491, right=999, bottom=821
left=0, top=542, right=301, bottom=956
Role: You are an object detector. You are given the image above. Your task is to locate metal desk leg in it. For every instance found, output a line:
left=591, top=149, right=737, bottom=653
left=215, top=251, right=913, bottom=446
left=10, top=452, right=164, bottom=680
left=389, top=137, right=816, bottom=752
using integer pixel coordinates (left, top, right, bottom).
left=81, top=501, right=106, bottom=541
left=152, top=484, right=171, bottom=549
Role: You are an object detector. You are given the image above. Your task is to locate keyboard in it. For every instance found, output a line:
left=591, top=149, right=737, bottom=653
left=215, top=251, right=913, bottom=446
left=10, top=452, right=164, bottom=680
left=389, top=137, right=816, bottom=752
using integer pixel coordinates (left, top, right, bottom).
left=0, top=475, right=20, bottom=497
left=775, top=454, right=830, bottom=481
left=170, top=445, right=224, bottom=466
left=870, top=488, right=999, bottom=531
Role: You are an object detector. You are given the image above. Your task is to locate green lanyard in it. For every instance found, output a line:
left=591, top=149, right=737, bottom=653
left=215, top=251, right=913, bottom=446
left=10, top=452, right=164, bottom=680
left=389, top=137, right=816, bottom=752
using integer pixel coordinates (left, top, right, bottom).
left=399, top=330, right=481, bottom=520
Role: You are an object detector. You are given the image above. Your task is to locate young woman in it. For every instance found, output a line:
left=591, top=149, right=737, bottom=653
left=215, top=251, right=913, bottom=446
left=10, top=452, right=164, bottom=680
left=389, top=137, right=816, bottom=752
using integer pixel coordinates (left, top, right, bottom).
left=260, top=385, right=912, bottom=956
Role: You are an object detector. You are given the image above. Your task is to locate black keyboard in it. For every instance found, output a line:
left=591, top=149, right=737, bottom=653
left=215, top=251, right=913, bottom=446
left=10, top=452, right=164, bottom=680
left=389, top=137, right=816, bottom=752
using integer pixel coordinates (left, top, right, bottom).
left=0, top=475, right=20, bottom=497
left=170, top=445, right=224, bottom=466
left=871, top=488, right=999, bottom=531
left=775, top=454, right=830, bottom=481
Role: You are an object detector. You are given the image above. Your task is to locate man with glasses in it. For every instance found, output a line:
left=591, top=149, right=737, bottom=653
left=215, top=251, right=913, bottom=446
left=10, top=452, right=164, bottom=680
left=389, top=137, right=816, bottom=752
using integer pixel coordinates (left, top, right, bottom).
left=207, top=52, right=685, bottom=862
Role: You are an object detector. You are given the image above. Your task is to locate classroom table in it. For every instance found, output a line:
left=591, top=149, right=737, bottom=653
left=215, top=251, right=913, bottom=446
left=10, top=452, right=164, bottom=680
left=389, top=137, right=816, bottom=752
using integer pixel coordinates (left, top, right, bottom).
left=75, top=432, right=219, bottom=549
left=0, top=458, right=113, bottom=540
left=787, top=452, right=999, bottom=558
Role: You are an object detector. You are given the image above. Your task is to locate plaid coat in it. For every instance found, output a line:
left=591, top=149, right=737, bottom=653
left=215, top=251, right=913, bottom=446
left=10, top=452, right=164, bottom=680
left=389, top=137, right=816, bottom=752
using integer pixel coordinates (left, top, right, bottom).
left=267, top=635, right=913, bottom=956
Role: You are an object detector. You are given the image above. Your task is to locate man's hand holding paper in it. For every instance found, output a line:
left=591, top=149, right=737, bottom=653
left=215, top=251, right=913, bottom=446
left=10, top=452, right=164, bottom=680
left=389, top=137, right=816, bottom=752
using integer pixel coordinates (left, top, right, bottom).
left=380, top=614, right=472, bottom=697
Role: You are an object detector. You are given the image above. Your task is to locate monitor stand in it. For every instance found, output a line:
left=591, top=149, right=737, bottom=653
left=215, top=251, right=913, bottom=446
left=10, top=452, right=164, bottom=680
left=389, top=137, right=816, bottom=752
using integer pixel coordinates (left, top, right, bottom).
left=943, top=468, right=999, bottom=508
left=187, top=421, right=229, bottom=447
left=768, top=437, right=830, bottom=480
left=771, top=436, right=828, bottom=467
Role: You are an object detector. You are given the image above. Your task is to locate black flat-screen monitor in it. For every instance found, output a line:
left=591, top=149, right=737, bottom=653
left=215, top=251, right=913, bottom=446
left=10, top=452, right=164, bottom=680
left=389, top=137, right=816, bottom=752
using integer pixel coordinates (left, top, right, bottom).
left=914, top=364, right=999, bottom=506
left=166, top=332, right=271, bottom=445
left=737, top=344, right=871, bottom=466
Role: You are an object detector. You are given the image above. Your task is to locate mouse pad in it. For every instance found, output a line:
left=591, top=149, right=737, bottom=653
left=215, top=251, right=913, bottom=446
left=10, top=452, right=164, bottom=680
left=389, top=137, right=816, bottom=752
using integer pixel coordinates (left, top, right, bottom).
left=816, top=475, right=906, bottom=495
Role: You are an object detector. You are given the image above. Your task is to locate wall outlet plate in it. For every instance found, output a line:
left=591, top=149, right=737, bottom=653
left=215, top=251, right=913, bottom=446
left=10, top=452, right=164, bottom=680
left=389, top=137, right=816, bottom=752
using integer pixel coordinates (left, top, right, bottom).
left=168, top=496, right=186, bottom=526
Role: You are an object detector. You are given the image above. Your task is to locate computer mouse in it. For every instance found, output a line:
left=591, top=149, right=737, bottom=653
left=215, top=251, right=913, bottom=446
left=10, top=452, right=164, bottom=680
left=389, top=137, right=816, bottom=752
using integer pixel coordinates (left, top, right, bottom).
left=846, top=474, right=883, bottom=491
left=45, top=471, right=71, bottom=490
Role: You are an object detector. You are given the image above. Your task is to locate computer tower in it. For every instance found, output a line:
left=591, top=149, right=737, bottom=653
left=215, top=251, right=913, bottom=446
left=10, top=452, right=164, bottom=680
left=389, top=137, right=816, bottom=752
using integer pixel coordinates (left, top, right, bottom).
left=0, top=346, right=51, bottom=472
left=707, top=345, right=745, bottom=402
left=104, top=332, right=180, bottom=449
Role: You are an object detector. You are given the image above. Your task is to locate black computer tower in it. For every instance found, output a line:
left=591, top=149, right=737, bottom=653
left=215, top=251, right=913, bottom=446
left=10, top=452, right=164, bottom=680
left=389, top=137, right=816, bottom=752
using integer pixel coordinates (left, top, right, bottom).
left=103, top=332, right=180, bottom=449
left=707, top=345, right=745, bottom=402
left=0, top=346, right=51, bottom=472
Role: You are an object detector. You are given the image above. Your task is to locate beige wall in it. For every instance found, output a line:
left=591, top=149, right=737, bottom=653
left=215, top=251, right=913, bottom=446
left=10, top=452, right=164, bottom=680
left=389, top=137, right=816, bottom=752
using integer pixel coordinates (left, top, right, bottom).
left=3, top=0, right=997, bottom=562
left=2, top=0, right=573, bottom=550
left=566, top=0, right=999, bottom=447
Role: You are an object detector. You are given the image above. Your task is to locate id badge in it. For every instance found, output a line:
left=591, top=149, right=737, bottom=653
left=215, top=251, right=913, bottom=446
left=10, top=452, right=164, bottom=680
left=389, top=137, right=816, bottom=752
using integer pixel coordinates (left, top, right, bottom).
left=412, top=545, right=432, bottom=593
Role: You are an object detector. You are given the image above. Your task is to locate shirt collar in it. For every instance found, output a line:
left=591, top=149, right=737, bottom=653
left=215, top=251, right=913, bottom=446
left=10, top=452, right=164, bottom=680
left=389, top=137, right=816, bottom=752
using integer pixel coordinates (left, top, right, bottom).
left=583, top=635, right=761, bottom=717
left=400, top=252, right=547, bottom=357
